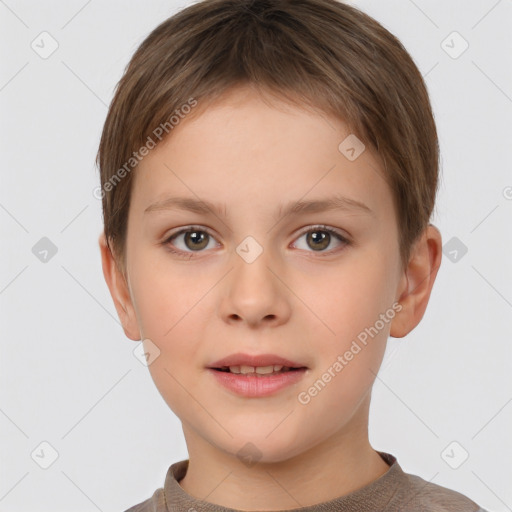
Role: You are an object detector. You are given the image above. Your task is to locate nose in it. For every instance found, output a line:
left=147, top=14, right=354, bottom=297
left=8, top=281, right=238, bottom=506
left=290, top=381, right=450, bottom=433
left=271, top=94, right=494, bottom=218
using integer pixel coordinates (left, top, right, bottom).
left=218, top=247, right=291, bottom=329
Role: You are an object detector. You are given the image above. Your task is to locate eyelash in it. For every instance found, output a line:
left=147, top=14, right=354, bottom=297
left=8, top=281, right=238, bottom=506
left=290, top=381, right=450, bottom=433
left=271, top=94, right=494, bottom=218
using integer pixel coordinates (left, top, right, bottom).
left=162, top=225, right=351, bottom=259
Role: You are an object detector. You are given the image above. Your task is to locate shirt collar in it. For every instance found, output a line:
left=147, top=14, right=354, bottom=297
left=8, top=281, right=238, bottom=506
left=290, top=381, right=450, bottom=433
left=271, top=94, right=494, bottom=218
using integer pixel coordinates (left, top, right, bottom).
left=162, top=451, right=407, bottom=512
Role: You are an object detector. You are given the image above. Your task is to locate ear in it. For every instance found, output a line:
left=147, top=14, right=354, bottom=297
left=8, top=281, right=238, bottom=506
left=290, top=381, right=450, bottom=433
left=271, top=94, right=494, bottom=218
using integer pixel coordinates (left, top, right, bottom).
left=390, top=224, right=442, bottom=338
left=98, top=232, right=141, bottom=341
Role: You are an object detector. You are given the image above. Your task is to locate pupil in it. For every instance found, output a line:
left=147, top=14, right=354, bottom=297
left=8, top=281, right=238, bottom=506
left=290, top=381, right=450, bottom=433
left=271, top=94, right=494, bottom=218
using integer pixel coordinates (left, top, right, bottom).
left=308, top=231, right=329, bottom=251
left=185, top=231, right=208, bottom=250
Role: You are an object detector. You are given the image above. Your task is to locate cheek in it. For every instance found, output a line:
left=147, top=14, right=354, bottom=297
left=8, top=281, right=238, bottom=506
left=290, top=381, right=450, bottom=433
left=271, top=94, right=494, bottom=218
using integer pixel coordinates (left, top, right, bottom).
left=128, top=244, right=203, bottom=333
left=127, top=258, right=202, bottom=370
left=296, top=323, right=388, bottom=434
left=298, top=253, right=397, bottom=345
left=129, top=263, right=208, bottom=411
left=293, top=253, right=394, bottom=405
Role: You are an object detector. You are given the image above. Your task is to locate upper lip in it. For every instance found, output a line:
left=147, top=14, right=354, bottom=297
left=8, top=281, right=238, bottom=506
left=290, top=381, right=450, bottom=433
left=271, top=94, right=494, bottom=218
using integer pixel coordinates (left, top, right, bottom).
left=207, top=352, right=307, bottom=369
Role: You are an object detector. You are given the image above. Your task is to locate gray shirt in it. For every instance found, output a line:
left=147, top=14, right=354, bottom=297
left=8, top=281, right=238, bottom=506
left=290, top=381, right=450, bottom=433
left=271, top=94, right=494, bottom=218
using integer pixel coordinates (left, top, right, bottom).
left=124, top=451, right=488, bottom=512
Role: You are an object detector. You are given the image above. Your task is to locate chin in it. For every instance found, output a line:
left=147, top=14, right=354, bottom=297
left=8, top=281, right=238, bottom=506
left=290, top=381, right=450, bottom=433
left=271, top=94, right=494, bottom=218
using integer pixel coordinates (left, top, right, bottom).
left=218, top=429, right=308, bottom=466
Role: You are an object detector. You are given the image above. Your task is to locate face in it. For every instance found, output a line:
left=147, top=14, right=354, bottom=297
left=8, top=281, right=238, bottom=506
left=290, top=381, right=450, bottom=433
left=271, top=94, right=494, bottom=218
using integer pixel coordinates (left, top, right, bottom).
left=111, top=86, right=411, bottom=463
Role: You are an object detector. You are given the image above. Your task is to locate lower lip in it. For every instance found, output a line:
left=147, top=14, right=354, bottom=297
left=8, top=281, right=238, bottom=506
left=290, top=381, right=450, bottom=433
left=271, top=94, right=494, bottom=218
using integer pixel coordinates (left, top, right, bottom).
left=207, top=368, right=307, bottom=397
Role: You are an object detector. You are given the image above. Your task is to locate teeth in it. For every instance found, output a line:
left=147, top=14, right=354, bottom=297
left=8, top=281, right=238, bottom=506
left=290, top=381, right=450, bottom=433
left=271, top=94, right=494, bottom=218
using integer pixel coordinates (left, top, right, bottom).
left=229, top=364, right=287, bottom=375
left=255, top=365, right=275, bottom=374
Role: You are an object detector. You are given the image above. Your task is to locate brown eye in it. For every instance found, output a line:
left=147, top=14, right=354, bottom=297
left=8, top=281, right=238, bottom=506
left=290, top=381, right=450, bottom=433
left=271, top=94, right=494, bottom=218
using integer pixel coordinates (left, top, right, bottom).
left=165, top=227, right=218, bottom=256
left=183, top=230, right=209, bottom=251
left=306, top=230, right=330, bottom=251
left=293, top=226, right=350, bottom=254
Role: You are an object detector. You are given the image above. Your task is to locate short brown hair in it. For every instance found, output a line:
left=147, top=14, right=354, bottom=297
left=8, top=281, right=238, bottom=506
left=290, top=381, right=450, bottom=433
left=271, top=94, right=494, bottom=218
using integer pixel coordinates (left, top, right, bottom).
left=96, top=0, right=439, bottom=274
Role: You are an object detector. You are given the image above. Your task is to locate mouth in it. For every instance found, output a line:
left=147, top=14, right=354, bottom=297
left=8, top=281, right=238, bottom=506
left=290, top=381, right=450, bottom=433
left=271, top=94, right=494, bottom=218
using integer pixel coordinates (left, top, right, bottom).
left=212, top=365, right=306, bottom=376
left=206, top=353, right=308, bottom=397
left=207, top=352, right=308, bottom=372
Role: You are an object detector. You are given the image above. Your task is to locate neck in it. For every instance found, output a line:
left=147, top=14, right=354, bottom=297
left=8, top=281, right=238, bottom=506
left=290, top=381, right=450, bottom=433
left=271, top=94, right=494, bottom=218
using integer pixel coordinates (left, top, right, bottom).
left=178, top=397, right=390, bottom=510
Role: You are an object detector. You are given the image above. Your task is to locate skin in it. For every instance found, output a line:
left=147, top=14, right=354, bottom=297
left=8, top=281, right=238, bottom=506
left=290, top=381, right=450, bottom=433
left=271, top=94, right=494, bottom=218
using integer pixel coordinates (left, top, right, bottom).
left=99, top=84, right=442, bottom=510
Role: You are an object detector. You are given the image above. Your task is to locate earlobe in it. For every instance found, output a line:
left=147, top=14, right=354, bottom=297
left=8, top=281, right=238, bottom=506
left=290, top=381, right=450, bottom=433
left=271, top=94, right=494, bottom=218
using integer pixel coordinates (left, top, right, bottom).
left=98, top=232, right=141, bottom=341
left=390, top=224, right=442, bottom=338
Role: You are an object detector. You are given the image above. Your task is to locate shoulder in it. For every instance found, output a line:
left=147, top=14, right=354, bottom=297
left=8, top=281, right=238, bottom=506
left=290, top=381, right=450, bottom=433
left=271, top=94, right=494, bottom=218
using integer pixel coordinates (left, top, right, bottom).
left=378, top=452, right=489, bottom=512
left=393, top=471, right=488, bottom=512
left=122, top=460, right=187, bottom=512
left=123, top=487, right=166, bottom=512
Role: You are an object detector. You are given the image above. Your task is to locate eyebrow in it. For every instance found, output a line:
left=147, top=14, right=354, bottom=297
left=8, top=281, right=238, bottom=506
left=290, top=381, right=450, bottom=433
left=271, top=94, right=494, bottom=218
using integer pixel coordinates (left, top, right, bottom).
left=144, top=194, right=374, bottom=219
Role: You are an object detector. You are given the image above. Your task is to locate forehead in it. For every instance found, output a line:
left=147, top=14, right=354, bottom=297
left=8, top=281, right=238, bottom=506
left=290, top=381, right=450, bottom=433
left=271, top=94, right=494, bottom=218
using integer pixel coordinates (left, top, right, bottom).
left=131, top=86, right=393, bottom=222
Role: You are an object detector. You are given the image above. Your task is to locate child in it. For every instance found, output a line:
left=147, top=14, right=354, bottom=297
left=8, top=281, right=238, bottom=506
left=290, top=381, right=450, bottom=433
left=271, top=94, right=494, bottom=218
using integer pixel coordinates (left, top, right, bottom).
left=96, top=0, right=489, bottom=510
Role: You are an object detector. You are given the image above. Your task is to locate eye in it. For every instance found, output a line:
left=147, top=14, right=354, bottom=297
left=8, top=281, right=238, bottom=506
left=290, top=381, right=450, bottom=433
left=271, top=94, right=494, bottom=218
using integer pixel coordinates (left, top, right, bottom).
left=162, top=224, right=350, bottom=259
left=291, top=225, right=350, bottom=254
left=163, top=226, right=219, bottom=257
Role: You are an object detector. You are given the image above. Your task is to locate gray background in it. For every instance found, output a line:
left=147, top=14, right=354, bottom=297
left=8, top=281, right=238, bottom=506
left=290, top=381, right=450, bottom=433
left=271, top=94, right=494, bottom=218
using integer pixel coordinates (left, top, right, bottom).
left=1, top=0, right=511, bottom=511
